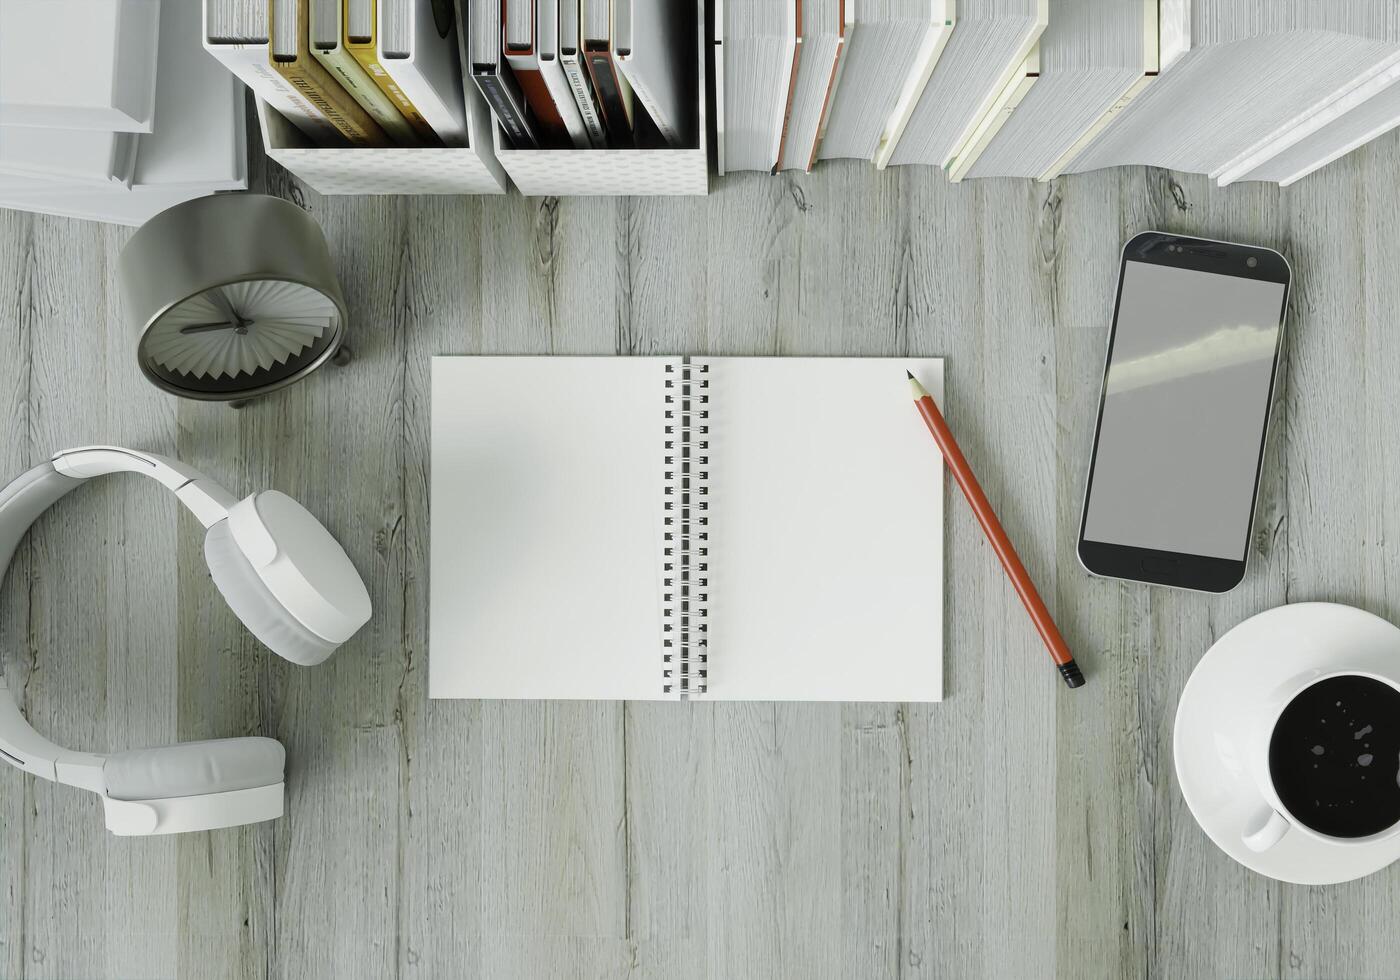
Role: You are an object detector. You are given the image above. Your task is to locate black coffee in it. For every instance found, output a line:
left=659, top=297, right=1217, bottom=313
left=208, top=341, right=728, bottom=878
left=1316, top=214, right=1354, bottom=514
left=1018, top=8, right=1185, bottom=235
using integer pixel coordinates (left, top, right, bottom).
left=1269, top=674, right=1400, bottom=838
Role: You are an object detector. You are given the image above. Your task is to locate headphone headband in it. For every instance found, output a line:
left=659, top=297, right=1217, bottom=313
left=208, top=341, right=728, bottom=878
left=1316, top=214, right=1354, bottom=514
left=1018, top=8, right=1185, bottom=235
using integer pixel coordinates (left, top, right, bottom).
left=0, top=447, right=285, bottom=835
left=51, top=446, right=238, bottom=527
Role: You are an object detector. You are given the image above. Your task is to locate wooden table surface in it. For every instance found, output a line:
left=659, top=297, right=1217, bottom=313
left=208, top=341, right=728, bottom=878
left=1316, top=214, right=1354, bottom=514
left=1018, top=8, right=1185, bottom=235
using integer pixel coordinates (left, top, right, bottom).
left=2, top=126, right=1399, bottom=980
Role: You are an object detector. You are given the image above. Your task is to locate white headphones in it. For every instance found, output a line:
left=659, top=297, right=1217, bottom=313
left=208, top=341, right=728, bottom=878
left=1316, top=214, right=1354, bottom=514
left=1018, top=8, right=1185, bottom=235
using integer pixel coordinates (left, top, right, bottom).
left=0, top=447, right=371, bottom=836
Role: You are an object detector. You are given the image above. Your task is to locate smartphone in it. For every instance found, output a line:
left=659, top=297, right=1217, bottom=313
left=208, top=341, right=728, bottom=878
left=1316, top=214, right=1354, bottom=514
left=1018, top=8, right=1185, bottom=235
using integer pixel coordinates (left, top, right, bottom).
left=1077, top=231, right=1291, bottom=593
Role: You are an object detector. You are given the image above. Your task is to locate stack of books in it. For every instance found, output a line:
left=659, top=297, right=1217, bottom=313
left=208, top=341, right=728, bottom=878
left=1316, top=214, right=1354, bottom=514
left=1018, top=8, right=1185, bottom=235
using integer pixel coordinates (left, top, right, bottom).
left=468, top=0, right=697, bottom=151
left=0, top=0, right=246, bottom=225
left=204, top=0, right=475, bottom=149
left=723, top=0, right=1400, bottom=187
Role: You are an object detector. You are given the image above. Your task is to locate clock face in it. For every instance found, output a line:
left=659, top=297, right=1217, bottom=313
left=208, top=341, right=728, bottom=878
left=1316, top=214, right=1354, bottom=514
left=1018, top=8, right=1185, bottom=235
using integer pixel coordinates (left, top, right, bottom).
left=141, top=279, right=339, bottom=386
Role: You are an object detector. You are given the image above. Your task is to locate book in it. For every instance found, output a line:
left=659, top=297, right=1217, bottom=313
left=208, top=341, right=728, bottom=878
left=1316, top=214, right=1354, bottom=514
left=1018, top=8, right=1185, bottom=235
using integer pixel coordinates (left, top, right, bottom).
left=581, top=0, right=636, bottom=146
left=0, top=130, right=138, bottom=186
left=133, top=0, right=248, bottom=190
left=0, top=0, right=159, bottom=132
left=376, top=0, right=471, bottom=146
left=344, top=0, right=440, bottom=144
left=964, top=0, right=1164, bottom=181
left=559, top=0, right=607, bottom=146
left=614, top=0, right=698, bottom=148
left=310, top=0, right=419, bottom=144
left=719, top=0, right=797, bottom=173
left=467, top=0, right=539, bottom=148
left=271, top=0, right=389, bottom=145
left=0, top=0, right=246, bottom=225
left=430, top=356, right=945, bottom=702
left=818, top=1, right=954, bottom=162
left=1229, top=70, right=1400, bottom=185
left=1065, top=3, right=1400, bottom=177
left=504, top=0, right=591, bottom=148
left=778, top=0, right=855, bottom=172
left=1213, top=49, right=1400, bottom=185
left=204, top=0, right=343, bottom=145
left=946, top=44, right=1040, bottom=180
left=882, top=0, right=1048, bottom=169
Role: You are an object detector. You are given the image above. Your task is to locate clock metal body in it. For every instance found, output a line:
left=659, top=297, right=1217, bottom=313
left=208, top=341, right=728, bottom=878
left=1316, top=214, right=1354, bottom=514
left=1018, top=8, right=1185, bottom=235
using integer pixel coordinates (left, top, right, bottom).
left=119, top=194, right=350, bottom=401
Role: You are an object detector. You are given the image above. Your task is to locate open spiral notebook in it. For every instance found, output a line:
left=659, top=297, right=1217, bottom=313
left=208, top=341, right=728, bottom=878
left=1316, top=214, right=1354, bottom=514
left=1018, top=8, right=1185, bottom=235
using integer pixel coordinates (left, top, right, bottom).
left=429, top=356, right=944, bottom=701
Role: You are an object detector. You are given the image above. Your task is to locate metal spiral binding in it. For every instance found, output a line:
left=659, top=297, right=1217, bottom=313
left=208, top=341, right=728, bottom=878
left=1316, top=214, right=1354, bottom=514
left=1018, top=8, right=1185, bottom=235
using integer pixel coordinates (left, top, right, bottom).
left=661, top=359, right=709, bottom=697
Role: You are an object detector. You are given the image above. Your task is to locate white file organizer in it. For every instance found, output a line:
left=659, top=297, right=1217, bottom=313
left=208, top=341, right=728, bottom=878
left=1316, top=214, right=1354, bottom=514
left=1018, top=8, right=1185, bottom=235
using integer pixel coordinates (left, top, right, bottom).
left=493, top=1, right=709, bottom=197
left=255, top=73, right=508, bottom=196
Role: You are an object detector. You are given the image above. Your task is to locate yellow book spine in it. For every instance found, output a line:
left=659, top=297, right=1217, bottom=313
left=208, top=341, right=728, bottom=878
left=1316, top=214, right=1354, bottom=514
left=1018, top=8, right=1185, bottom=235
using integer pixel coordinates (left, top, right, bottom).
left=273, top=57, right=388, bottom=145
left=313, top=43, right=419, bottom=146
left=345, top=1, right=441, bottom=147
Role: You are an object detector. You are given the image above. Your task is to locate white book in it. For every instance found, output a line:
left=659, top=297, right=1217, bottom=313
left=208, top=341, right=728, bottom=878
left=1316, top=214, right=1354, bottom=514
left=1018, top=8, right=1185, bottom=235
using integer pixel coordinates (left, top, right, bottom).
left=882, top=0, right=1048, bottom=169
left=964, top=0, right=1163, bottom=181
left=204, top=0, right=342, bottom=145
left=946, top=44, right=1040, bottom=180
left=720, top=0, right=797, bottom=172
left=0, top=129, right=138, bottom=185
left=1233, top=72, right=1400, bottom=185
left=0, top=0, right=159, bottom=132
left=430, top=356, right=945, bottom=702
left=820, top=1, right=954, bottom=162
left=0, top=0, right=246, bottom=226
left=1213, top=48, right=1400, bottom=185
left=1066, top=2, right=1400, bottom=177
left=777, top=0, right=854, bottom=172
left=614, top=0, right=698, bottom=147
left=135, top=0, right=247, bottom=190
left=379, top=0, right=469, bottom=146
left=0, top=180, right=216, bottom=227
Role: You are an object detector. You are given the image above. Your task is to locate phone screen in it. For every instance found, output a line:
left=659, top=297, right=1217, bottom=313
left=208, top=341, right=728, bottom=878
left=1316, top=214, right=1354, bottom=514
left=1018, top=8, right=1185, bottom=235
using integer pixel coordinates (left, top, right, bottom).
left=1082, top=260, right=1287, bottom=561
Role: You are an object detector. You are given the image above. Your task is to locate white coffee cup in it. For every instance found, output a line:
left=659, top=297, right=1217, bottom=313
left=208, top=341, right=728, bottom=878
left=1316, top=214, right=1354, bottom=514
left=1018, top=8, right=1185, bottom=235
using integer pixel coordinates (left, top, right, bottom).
left=1243, top=668, right=1400, bottom=852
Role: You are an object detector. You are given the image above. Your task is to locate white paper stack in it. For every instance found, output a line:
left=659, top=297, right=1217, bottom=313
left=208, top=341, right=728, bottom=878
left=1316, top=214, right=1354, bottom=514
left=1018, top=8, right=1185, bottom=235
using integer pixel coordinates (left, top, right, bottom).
left=0, top=0, right=247, bottom=225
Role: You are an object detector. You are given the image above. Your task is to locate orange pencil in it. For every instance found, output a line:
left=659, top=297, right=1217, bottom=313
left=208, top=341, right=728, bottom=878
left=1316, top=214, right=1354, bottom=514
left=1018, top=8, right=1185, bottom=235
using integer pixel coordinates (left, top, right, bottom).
left=907, top=371, right=1084, bottom=689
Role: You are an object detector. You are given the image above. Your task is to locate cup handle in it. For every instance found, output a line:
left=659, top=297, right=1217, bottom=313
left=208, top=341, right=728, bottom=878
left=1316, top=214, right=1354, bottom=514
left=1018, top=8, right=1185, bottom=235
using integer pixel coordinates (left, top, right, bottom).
left=1243, top=807, right=1290, bottom=852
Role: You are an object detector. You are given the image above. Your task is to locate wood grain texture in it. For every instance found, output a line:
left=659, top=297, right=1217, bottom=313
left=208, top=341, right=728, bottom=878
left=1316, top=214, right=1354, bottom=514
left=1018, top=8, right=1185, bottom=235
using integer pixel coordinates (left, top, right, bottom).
left=3, top=120, right=1400, bottom=979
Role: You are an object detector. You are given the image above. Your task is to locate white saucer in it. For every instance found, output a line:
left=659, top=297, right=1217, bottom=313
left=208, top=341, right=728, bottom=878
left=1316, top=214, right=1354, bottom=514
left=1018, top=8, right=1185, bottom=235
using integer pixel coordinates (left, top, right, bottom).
left=1174, top=602, right=1400, bottom=885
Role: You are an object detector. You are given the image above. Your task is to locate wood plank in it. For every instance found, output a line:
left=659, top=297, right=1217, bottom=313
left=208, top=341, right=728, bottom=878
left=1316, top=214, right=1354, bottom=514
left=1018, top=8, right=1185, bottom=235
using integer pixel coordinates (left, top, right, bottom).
left=0, top=205, right=34, bottom=980
left=4, top=135, right=1400, bottom=979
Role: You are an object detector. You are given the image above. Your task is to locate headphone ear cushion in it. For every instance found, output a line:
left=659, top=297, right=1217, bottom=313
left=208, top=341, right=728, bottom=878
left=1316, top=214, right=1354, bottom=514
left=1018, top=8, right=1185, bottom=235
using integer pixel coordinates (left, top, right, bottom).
left=204, top=519, right=340, bottom=666
left=103, top=737, right=284, bottom=801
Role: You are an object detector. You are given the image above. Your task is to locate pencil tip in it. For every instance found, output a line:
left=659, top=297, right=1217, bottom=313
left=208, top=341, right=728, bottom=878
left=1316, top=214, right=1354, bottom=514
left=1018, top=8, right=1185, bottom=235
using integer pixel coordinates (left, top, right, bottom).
left=905, top=370, right=915, bottom=380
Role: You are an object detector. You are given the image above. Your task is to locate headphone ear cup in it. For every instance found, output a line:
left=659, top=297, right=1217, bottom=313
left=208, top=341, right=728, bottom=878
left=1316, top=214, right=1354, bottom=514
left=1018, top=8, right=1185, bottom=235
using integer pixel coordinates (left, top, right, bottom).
left=204, top=520, right=340, bottom=666
left=103, top=737, right=284, bottom=801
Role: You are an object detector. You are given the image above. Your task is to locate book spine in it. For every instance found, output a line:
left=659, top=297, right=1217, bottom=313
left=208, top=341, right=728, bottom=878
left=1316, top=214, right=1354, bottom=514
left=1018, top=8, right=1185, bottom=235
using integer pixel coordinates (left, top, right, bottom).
left=661, top=359, right=709, bottom=698
left=772, top=29, right=802, bottom=173
left=314, top=44, right=419, bottom=145
left=1038, top=71, right=1156, bottom=181
left=472, top=70, right=538, bottom=149
left=346, top=42, right=442, bottom=144
left=272, top=58, right=387, bottom=146
left=507, top=61, right=570, bottom=145
left=806, top=14, right=845, bottom=170
left=617, top=65, right=681, bottom=149
left=206, top=43, right=341, bottom=145
left=561, top=57, right=607, bottom=147
left=584, top=48, right=633, bottom=147
left=872, top=17, right=955, bottom=169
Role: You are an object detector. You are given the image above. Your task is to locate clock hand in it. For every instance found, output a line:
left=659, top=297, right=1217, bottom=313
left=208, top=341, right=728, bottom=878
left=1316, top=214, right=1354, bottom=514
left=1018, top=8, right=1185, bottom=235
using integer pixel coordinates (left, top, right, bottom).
left=206, top=286, right=252, bottom=333
left=178, top=320, right=243, bottom=335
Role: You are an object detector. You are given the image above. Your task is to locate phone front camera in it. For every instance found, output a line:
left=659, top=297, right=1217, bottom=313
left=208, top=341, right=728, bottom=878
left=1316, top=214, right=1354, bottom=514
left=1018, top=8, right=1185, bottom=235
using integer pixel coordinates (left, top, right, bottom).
left=1247, top=256, right=1258, bottom=268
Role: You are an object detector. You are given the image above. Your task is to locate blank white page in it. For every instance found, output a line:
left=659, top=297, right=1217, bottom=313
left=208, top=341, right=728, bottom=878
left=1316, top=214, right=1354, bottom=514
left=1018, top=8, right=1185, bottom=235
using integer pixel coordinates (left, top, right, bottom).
left=430, top=357, right=670, bottom=699
left=700, top=358, right=944, bottom=701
